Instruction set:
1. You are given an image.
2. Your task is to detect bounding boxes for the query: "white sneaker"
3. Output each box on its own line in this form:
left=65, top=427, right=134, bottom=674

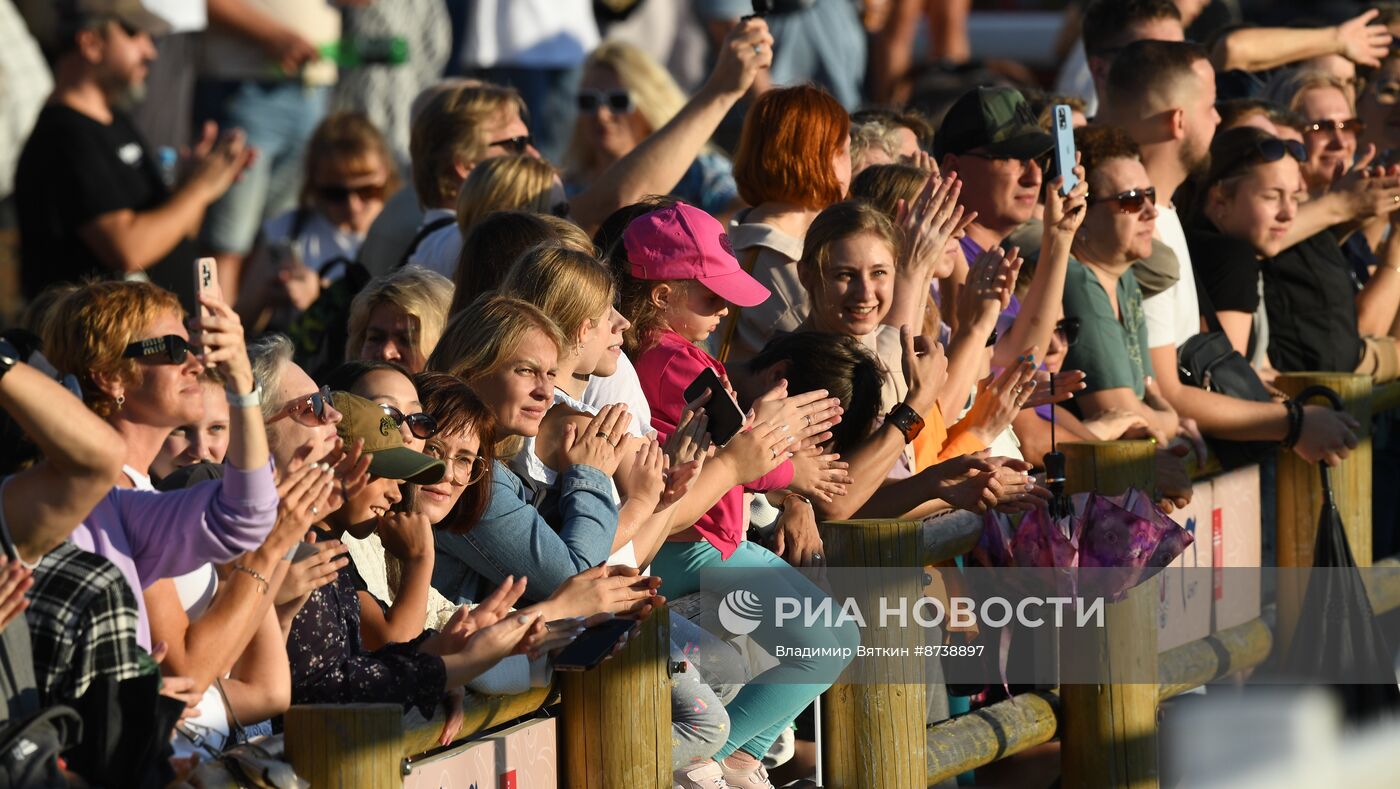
left=674, top=759, right=733, bottom=789
left=719, top=761, right=775, bottom=789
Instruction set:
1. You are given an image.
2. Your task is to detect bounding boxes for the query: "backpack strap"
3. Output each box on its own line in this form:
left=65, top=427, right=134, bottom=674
left=397, top=216, right=457, bottom=269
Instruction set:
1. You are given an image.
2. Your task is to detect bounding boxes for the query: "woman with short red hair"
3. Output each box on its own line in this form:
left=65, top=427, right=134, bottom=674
left=719, top=85, right=851, bottom=366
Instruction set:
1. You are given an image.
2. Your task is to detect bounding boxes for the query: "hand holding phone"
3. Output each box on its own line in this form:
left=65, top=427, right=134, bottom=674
left=1051, top=105, right=1079, bottom=197
left=683, top=367, right=746, bottom=447
left=552, top=617, right=636, bottom=671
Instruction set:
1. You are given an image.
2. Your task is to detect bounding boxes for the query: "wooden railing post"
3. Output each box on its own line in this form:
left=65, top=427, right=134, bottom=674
left=284, top=703, right=405, bottom=788
left=1059, top=440, right=1160, bottom=789
left=1274, top=372, right=1373, bottom=655
left=560, top=608, right=671, bottom=788
left=817, top=518, right=927, bottom=789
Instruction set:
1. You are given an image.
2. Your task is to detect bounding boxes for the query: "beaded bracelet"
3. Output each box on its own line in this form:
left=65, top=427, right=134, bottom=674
left=231, top=563, right=270, bottom=595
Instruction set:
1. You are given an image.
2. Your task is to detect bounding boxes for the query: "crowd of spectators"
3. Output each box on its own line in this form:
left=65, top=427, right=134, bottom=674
left=1, top=0, right=1398, bottom=787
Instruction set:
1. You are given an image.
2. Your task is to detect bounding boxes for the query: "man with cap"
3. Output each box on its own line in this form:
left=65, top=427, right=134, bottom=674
left=935, top=85, right=1089, bottom=370
left=13, top=0, right=252, bottom=303
left=284, top=390, right=574, bottom=715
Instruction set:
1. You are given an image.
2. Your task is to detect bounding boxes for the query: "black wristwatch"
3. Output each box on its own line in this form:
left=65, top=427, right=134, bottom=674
left=886, top=403, right=925, bottom=444
left=0, top=340, right=19, bottom=382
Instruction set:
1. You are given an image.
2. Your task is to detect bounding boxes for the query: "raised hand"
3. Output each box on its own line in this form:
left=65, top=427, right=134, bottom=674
left=561, top=404, right=630, bottom=475
left=900, top=326, right=949, bottom=417
left=323, top=437, right=371, bottom=514
left=544, top=565, right=663, bottom=620
left=265, top=453, right=336, bottom=557
left=275, top=532, right=348, bottom=607
left=718, top=420, right=796, bottom=484
left=377, top=511, right=435, bottom=562
left=962, top=351, right=1039, bottom=444
left=1022, top=369, right=1086, bottom=408
left=615, top=437, right=666, bottom=513
left=956, top=246, right=1021, bottom=333
left=1043, top=155, right=1089, bottom=240
left=704, top=17, right=774, bottom=99
left=1336, top=9, right=1391, bottom=67
left=787, top=446, right=852, bottom=503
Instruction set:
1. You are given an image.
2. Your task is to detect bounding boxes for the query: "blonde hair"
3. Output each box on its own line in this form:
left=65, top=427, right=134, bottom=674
left=450, top=212, right=595, bottom=314
left=427, top=294, right=567, bottom=457
left=409, top=83, right=526, bottom=208
left=849, top=117, right=900, bottom=173
left=498, top=246, right=615, bottom=348
left=850, top=163, right=932, bottom=218
left=564, top=41, right=691, bottom=176
left=455, top=155, right=559, bottom=236
left=345, top=267, right=455, bottom=364
left=42, top=281, right=183, bottom=417
left=1264, top=68, right=1356, bottom=115
left=798, top=201, right=901, bottom=310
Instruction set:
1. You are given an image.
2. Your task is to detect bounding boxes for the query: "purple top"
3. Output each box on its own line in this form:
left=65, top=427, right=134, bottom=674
left=68, top=461, right=279, bottom=649
left=960, top=236, right=1022, bottom=338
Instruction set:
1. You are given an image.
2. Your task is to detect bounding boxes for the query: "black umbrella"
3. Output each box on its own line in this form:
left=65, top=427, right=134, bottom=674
left=1276, top=386, right=1400, bottom=723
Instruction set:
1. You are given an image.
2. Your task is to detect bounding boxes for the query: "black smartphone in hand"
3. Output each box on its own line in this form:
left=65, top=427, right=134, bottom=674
left=683, top=367, right=746, bottom=447
left=552, top=618, right=635, bottom=671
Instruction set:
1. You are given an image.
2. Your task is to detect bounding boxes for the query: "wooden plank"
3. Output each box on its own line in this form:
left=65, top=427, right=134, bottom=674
left=1157, top=618, right=1271, bottom=700
left=400, top=685, right=554, bottom=758
left=1060, top=440, right=1159, bottom=789
left=926, top=690, right=1061, bottom=784
left=284, top=703, right=404, bottom=788
left=1274, top=373, right=1373, bottom=657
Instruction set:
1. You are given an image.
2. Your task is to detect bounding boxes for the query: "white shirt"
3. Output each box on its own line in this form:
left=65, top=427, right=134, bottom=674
left=460, top=0, right=599, bottom=69
left=582, top=353, right=654, bottom=438
left=1144, top=204, right=1201, bottom=349
left=261, top=209, right=364, bottom=279
left=143, top=0, right=207, bottom=33
left=406, top=210, right=462, bottom=278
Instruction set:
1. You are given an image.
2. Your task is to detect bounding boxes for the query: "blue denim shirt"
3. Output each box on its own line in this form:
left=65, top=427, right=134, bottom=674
left=432, top=460, right=618, bottom=605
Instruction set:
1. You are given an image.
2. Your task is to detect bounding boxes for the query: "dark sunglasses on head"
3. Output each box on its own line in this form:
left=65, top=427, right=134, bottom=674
left=269, top=386, right=335, bottom=427
left=316, top=182, right=387, bottom=204
left=1087, top=186, right=1157, bottom=214
left=122, top=334, right=193, bottom=365
left=576, top=89, right=635, bottom=114
left=1055, top=317, right=1081, bottom=348
left=488, top=135, right=534, bottom=155
left=379, top=403, right=440, bottom=440
left=1304, top=118, right=1365, bottom=135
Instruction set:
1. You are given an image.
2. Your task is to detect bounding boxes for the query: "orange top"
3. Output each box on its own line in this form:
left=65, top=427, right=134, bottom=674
left=911, top=405, right=987, bottom=470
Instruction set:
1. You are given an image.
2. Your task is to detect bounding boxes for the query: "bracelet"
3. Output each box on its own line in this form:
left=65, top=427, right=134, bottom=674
left=226, top=383, right=262, bottom=409
left=782, top=492, right=812, bottom=509
left=1281, top=399, right=1305, bottom=450
left=231, top=563, right=270, bottom=594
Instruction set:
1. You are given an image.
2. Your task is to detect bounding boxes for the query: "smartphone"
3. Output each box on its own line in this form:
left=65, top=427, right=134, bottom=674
left=682, top=367, right=746, bottom=447
left=552, top=618, right=635, bottom=671
left=291, top=542, right=320, bottom=563
left=194, top=256, right=219, bottom=318
left=1051, top=104, right=1078, bottom=197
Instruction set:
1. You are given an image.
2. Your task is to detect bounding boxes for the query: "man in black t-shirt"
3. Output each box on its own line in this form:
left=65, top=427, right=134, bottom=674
left=14, top=0, right=252, bottom=305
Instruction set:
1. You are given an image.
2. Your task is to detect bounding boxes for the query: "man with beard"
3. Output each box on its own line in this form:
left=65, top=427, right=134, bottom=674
left=15, top=0, right=251, bottom=302
left=1096, top=39, right=1360, bottom=466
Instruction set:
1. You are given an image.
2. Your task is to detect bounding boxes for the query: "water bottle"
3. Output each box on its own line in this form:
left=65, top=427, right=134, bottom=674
left=319, top=36, right=410, bottom=68
left=157, top=146, right=179, bottom=188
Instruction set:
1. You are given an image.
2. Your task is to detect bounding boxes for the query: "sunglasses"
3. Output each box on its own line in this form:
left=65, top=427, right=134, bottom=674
left=1304, top=118, right=1365, bottom=135
left=378, top=403, right=439, bottom=440
left=1055, top=317, right=1081, bottom=348
left=488, top=135, right=535, bottom=155
left=316, top=182, right=387, bottom=204
left=269, top=386, right=336, bottom=427
left=122, top=335, right=193, bottom=365
left=576, top=89, right=635, bottom=114
left=963, top=151, right=1051, bottom=172
left=1087, top=186, right=1156, bottom=214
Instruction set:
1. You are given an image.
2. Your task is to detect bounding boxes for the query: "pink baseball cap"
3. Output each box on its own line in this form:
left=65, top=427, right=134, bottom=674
left=623, top=203, right=771, bottom=308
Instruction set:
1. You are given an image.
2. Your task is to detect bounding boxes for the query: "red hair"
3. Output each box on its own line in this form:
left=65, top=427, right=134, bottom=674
left=734, top=85, right=849, bottom=210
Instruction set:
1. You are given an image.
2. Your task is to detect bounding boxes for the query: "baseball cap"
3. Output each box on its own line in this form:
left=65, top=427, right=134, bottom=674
left=333, top=392, right=446, bottom=485
left=21, top=0, right=171, bottom=52
left=933, top=87, right=1054, bottom=162
left=622, top=203, right=771, bottom=308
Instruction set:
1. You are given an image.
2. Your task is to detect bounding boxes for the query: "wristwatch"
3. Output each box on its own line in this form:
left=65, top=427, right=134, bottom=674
left=0, top=339, right=20, bottom=382
left=886, top=403, right=925, bottom=444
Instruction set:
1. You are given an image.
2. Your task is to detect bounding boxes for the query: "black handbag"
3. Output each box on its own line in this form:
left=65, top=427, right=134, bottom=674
left=1177, top=291, right=1276, bottom=468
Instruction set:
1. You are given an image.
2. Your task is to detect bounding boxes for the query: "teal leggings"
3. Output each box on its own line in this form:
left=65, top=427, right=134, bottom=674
left=653, top=540, right=860, bottom=760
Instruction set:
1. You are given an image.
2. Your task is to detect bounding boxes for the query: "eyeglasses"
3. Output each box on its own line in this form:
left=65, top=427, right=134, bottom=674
left=1304, top=118, right=1365, bottom=136
left=378, top=403, right=439, bottom=440
left=488, top=135, right=535, bottom=155
left=576, top=89, right=635, bottom=114
left=1087, top=187, right=1157, bottom=214
left=1055, top=317, right=1081, bottom=348
left=122, top=335, right=193, bottom=365
left=316, top=182, right=387, bottom=204
left=268, top=386, right=336, bottom=427
left=426, top=444, right=488, bottom=485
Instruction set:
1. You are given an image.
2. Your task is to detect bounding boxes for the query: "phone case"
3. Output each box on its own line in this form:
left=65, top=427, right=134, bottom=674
left=1052, top=105, right=1078, bottom=196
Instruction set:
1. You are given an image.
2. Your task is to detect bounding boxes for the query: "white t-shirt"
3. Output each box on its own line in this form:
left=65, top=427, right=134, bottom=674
left=406, top=210, right=462, bottom=278
left=459, top=0, right=599, bottom=69
left=582, top=353, right=653, bottom=438
left=261, top=209, right=364, bottom=279
left=1144, top=205, right=1200, bottom=349
left=143, top=0, right=207, bottom=33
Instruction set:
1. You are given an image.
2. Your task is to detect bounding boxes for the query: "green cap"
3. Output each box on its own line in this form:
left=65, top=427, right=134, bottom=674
left=332, top=391, right=446, bottom=485
left=933, top=86, right=1054, bottom=161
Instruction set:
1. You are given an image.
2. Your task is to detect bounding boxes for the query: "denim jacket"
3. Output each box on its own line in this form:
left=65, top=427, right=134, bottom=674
left=432, top=460, right=618, bottom=605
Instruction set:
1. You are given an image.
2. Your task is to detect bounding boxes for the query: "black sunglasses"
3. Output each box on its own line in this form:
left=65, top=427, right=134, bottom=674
left=1088, top=187, right=1156, bottom=214
left=577, top=89, right=635, bottom=114
left=1055, top=317, right=1081, bottom=348
left=316, top=182, right=387, bottom=204
left=378, top=403, right=440, bottom=440
left=488, top=135, right=534, bottom=155
left=122, top=334, right=193, bottom=365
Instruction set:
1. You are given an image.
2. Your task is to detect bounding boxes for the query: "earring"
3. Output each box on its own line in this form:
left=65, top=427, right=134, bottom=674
left=115, top=395, right=125, bottom=409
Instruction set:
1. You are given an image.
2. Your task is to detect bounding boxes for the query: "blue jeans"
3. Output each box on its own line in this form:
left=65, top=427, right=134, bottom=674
left=652, top=540, right=859, bottom=760
left=194, top=80, right=330, bottom=255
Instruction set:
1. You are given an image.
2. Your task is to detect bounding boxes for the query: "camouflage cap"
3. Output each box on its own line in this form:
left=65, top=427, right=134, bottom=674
left=933, top=86, right=1054, bottom=161
left=333, top=391, right=446, bottom=485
